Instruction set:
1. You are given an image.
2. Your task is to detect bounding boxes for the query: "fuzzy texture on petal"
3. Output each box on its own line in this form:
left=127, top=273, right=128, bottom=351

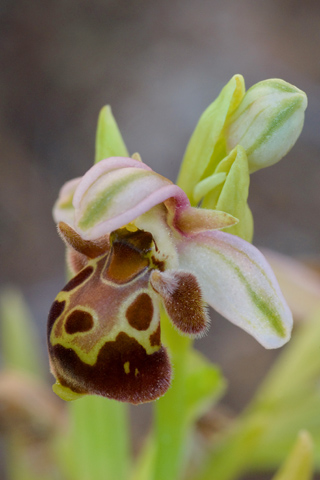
left=58, top=222, right=110, bottom=258
left=150, top=270, right=209, bottom=337
left=177, top=230, right=293, bottom=348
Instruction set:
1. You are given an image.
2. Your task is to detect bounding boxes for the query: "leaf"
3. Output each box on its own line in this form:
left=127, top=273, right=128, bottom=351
left=185, top=349, right=226, bottom=423
left=272, top=431, right=313, bottom=480
left=0, top=288, right=44, bottom=378
left=95, top=105, right=129, bottom=164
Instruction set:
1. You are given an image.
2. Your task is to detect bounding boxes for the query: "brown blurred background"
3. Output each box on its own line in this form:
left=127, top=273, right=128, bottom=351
left=0, top=0, right=320, bottom=478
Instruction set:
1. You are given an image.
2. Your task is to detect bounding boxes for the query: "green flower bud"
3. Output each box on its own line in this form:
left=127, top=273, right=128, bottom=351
left=95, top=105, right=129, bottom=164
left=177, top=75, right=307, bottom=243
left=177, top=74, right=245, bottom=204
left=200, top=145, right=253, bottom=242
left=225, top=79, right=307, bottom=173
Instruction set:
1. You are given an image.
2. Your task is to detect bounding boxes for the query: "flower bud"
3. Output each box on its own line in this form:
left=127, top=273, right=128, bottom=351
left=200, top=146, right=253, bottom=242
left=224, top=79, right=307, bottom=173
left=177, top=74, right=245, bottom=204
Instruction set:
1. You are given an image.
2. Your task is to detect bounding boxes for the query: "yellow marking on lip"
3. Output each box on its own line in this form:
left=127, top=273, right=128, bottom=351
left=124, top=222, right=138, bottom=232
left=52, top=381, right=85, bottom=401
left=124, top=361, right=130, bottom=374
left=135, top=368, right=139, bottom=377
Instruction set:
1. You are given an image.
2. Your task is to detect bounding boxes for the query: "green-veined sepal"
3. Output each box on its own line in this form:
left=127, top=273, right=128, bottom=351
left=95, top=105, right=129, bottom=164
left=177, top=229, right=293, bottom=349
left=201, top=145, right=253, bottom=241
left=177, top=74, right=245, bottom=203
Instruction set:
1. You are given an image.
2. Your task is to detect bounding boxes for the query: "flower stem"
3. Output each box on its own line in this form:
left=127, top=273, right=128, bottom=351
left=152, top=310, right=192, bottom=480
left=66, top=397, right=130, bottom=480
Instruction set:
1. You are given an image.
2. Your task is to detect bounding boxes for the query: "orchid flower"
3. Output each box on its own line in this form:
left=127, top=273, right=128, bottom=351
left=48, top=155, right=292, bottom=405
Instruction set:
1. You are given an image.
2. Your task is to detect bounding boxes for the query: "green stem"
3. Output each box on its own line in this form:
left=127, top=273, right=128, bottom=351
left=62, top=397, right=130, bottom=480
left=152, top=310, right=192, bottom=480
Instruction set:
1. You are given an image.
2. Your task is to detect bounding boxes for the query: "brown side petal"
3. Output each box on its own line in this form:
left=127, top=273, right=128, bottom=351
left=58, top=221, right=110, bottom=258
left=150, top=270, right=209, bottom=336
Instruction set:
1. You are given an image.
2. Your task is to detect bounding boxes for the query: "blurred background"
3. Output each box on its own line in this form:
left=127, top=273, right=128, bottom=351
left=0, top=0, right=320, bottom=478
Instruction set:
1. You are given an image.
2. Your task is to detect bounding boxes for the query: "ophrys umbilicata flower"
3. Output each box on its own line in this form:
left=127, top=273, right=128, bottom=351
left=48, top=156, right=292, bottom=404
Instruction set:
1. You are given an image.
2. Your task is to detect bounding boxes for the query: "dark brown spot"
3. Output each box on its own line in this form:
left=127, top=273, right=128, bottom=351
left=151, top=256, right=165, bottom=272
left=49, top=332, right=171, bottom=404
left=65, top=310, right=94, bottom=334
left=126, top=293, right=154, bottom=331
left=149, top=324, right=161, bottom=347
left=47, top=300, right=65, bottom=339
left=62, top=266, right=94, bottom=292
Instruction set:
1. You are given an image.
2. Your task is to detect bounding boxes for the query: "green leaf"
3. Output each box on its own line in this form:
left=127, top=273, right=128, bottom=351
left=131, top=436, right=155, bottom=480
left=95, top=105, right=129, bottom=164
left=177, top=75, right=245, bottom=203
left=185, top=349, right=226, bottom=424
left=254, top=306, right=320, bottom=407
left=246, top=307, right=320, bottom=470
left=0, top=288, right=44, bottom=378
left=197, top=308, right=320, bottom=479
left=201, top=146, right=253, bottom=242
left=272, top=431, right=313, bottom=480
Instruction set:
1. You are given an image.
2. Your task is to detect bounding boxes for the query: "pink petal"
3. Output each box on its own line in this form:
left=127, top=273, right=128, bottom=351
left=53, top=177, right=81, bottom=226
left=73, top=157, right=152, bottom=209
left=177, top=230, right=293, bottom=349
left=165, top=198, right=238, bottom=235
left=72, top=157, right=190, bottom=239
